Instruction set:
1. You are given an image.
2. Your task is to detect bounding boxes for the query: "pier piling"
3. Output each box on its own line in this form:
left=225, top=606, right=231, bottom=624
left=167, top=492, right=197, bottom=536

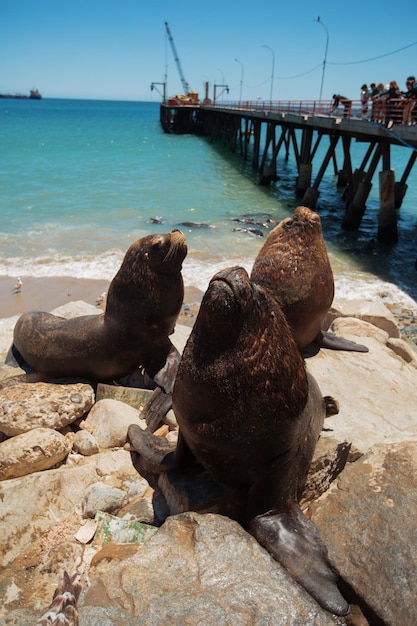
left=378, top=169, right=398, bottom=243
left=160, top=99, right=417, bottom=242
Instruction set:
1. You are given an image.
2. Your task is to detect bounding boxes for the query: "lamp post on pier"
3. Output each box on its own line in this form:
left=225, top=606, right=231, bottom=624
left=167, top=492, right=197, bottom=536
left=213, top=84, right=229, bottom=105
left=315, top=16, right=329, bottom=102
left=150, top=82, right=167, bottom=103
left=262, top=45, right=275, bottom=103
left=235, top=58, right=244, bottom=102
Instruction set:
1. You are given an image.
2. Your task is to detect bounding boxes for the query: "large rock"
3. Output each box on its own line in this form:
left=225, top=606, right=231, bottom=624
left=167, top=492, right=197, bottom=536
left=78, top=512, right=338, bottom=625
left=328, top=299, right=400, bottom=338
left=0, top=449, right=147, bottom=568
left=0, top=427, right=72, bottom=480
left=81, top=399, right=146, bottom=448
left=0, top=381, right=95, bottom=436
left=307, top=317, right=417, bottom=453
left=0, top=463, right=98, bottom=568
left=309, top=441, right=417, bottom=625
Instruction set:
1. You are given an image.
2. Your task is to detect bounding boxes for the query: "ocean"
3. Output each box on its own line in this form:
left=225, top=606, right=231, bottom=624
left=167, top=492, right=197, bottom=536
left=1, top=97, right=416, bottom=311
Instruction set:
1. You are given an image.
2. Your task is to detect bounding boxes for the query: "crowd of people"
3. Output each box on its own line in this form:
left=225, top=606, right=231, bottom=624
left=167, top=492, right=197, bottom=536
left=332, top=76, right=417, bottom=126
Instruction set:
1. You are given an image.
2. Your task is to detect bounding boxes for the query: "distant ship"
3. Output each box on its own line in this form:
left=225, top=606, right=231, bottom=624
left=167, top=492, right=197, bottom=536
left=0, top=89, right=42, bottom=100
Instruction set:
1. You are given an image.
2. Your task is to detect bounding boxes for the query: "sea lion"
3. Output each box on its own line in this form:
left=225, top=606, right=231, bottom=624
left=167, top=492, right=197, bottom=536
left=250, top=205, right=368, bottom=353
left=179, top=221, right=215, bottom=229
left=8, top=230, right=187, bottom=388
left=128, top=267, right=349, bottom=616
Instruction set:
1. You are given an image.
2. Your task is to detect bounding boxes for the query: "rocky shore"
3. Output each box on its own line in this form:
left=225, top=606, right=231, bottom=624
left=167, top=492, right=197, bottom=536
left=1, top=298, right=417, bottom=625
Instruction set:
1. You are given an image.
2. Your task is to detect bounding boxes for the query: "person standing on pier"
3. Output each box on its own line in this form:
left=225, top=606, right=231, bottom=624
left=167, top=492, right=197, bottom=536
left=372, top=83, right=388, bottom=123
left=331, top=94, right=352, bottom=117
left=384, top=80, right=402, bottom=127
left=361, top=84, right=370, bottom=119
left=370, top=83, right=379, bottom=121
left=402, top=76, right=417, bottom=125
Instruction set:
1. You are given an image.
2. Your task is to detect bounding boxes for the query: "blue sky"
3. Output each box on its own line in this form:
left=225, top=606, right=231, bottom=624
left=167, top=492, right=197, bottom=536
left=2, top=0, right=416, bottom=102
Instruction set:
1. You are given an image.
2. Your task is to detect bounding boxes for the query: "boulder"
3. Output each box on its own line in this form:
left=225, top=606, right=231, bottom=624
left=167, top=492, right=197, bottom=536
left=81, top=399, right=146, bottom=448
left=309, top=441, right=417, bottom=625
left=78, top=512, right=338, bottom=625
left=0, top=381, right=94, bottom=436
left=73, top=429, right=99, bottom=456
left=327, top=299, right=400, bottom=338
left=307, top=319, right=417, bottom=453
left=0, top=427, right=71, bottom=480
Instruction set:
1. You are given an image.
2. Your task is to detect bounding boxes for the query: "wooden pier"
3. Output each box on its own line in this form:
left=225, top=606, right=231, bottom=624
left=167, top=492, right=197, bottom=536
left=160, top=99, right=417, bottom=243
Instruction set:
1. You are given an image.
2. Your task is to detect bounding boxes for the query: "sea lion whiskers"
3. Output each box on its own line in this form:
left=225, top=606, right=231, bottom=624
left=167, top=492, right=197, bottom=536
left=162, top=229, right=186, bottom=262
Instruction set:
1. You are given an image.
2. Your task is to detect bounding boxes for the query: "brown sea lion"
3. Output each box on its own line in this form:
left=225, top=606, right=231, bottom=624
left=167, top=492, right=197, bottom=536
left=8, top=230, right=187, bottom=389
left=128, top=267, right=349, bottom=616
left=250, top=205, right=368, bottom=353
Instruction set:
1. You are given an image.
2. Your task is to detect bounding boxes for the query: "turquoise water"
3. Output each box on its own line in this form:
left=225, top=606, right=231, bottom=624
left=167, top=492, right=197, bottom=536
left=1, top=98, right=416, bottom=306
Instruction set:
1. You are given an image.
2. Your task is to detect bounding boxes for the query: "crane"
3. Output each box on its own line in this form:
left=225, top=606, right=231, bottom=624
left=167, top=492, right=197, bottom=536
left=164, top=21, right=192, bottom=98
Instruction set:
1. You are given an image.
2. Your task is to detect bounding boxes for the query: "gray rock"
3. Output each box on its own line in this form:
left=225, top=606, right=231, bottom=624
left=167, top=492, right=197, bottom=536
left=0, top=427, right=72, bottom=480
left=330, top=316, right=390, bottom=344
left=78, top=512, right=338, bottom=625
left=81, top=482, right=127, bottom=518
left=50, top=300, right=101, bottom=319
left=0, top=300, right=416, bottom=625
left=0, top=381, right=95, bottom=436
left=0, top=449, right=145, bottom=568
left=73, top=429, right=99, bottom=456
left=310, top=441, right=417, bottom=625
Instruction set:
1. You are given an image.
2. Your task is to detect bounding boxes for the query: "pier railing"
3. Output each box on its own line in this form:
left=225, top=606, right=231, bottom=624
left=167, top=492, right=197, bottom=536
left=210, top=99, right=414, bottom=126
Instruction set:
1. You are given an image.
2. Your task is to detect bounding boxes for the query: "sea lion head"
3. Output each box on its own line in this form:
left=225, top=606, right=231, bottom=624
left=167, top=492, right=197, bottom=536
left=105, top=230, right=187, bottom=330
left=255, top=206, right=324, bottom=260
left=250, top=207, right=334, bottom=347
left=193, top=266, right=271, bottom=353
left=126, top=229, right=188, bottom=279
left=186, top=267, right=308, bottom=410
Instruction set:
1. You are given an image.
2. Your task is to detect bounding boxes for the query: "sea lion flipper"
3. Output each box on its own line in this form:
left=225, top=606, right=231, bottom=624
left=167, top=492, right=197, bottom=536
left=5, top=343, right=34, bottom=373
left=316, top=330, right=369, bottom=353
left=128, top=424, right=176, bottom=472
left=323, top=395, right=339, bottom=418
left=151, top=344, right=181, bottom=394
left=142, top=387, right=173, bottom=433
left=249, top=505, right=349, bottom=617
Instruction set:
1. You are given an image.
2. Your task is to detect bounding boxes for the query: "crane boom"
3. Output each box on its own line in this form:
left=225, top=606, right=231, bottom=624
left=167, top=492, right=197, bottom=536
left=164, top=21, right=190, bottom=95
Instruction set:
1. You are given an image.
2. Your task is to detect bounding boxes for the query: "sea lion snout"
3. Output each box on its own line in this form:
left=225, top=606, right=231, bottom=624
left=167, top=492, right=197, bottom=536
left=207, top=267, right=255, bottom=313
left=163, top=229, right=187, bottom=262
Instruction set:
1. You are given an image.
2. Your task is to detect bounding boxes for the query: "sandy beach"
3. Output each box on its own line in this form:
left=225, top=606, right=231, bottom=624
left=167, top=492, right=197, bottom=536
left=0, top=275, right=111, bottom=319
left=0, top=275, right=203, bottom=327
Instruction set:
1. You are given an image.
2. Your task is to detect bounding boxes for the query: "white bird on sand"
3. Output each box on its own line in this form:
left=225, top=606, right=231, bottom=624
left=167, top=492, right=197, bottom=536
left=12, top=277, right=22, bottom=293
left=95, top=291, right=106, bottom=306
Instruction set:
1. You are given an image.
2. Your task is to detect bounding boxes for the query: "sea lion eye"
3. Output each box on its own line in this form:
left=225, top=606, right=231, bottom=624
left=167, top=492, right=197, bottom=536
left=284, top=219, right=295, bottom=230
left=150, top=238, right=164, bottom=251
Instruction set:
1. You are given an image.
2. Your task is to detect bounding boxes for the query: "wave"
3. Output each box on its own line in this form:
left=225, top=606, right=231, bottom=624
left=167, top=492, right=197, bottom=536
left=1, top=250, right=416, bottom=311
